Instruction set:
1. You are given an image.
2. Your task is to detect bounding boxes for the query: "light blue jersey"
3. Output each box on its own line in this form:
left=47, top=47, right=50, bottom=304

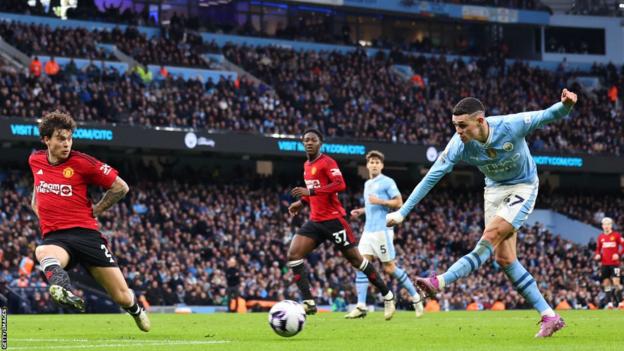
left=364, top=174, right=401, bottom=232
left=400, top=102, right=573, bottom=218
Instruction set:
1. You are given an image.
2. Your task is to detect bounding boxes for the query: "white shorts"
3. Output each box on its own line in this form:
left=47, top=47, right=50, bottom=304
left=484, top=181, right=539, bottom=229
left=358, top=229, right=395, bottom=262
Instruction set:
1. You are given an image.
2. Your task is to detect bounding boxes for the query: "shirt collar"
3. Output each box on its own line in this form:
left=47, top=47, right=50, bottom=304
left=477, top=120, right=494, bottom=148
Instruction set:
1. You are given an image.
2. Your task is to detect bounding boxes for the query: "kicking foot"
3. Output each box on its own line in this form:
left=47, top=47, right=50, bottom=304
left=535, top=314, right=566, bottom=338
left=49, top=285, right=85, bottom=312
left=415, top=275, right=441, bottom=298
left=344, top=306, right=367, bottom=319
left=302, top=299, right=317, bottom=315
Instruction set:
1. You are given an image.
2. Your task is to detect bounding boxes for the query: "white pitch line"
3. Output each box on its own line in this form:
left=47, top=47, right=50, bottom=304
left=13, top=338, right=217, bottom=343
left=8, top=340, right=230, bottom=350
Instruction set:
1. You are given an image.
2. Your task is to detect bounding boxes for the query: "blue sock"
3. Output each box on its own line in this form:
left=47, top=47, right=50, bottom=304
left=392, top=266, right=418, bottom=297
left=355, top=271, right=369, bottom=305
left=442, top=239, right=494, bottom=285
left=503, top=260, right=551, bottom=314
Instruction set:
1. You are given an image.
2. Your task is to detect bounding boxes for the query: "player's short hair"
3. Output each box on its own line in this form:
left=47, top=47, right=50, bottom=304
left=602, top=217, right=613, bottom=225
left=302, top=128, right=323, bottom=141
left=452, top=97, right=485, bottom=117
left=366, top=150, right=385, bottom=163
left=39, top=110, right=76, bottom=140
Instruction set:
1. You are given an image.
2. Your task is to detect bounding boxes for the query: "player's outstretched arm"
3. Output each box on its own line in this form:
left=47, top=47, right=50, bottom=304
left=92, top=176, right=130, bottom=217
left=386, top=136, right=463, bottom=227
left=514, top=89, right=577, bottom=136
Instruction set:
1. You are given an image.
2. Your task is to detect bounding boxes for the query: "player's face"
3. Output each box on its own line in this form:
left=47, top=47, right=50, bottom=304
left=602, top=221, right=612, bottom=233
left=45, top=129, right=73, bottom=161
left=452, top=113, right=482, bottom=143
left=366, top=157, right=383, bottom=177
left=302, top=132, right=321, bottom=157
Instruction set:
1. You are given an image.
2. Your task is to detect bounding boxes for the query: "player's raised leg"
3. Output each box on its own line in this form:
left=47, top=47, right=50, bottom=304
left=383, top=261, right=423, bottom=318
left=287, top=234, right=318, bottom=315
left=342, top=247, right=395, bottom=320
left=89, top=266, right=151, bottom=332
left=415, top=219, right=501, bottom=297
left=495, top=233, right=564, bottom=337
left=35, top=244, right=85, bottom=312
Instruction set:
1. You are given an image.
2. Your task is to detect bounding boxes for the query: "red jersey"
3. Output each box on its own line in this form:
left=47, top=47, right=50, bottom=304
left=29, top=150, right=119, bottom=236
left=596, top=231, right=624, bottom=266
left=301, top=154, right=347, bottom=221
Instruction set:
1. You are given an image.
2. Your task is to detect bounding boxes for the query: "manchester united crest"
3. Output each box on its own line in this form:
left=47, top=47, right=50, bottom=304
left=63, top=167, right=74, bottom=178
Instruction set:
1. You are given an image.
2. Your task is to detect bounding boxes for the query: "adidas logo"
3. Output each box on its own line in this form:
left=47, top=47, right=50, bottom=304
left=36, top=169, right=43, bottom=175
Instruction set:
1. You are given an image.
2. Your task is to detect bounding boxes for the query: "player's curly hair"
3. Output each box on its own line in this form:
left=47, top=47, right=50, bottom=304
left=39, top=110, right=76, bottom=140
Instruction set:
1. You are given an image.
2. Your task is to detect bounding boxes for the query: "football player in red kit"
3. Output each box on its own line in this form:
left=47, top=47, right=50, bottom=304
left=287, top=129, right=396, bottom=320
left=29, top=110, right=150, bottom=331
left=594, top=217, right=624, bottom=308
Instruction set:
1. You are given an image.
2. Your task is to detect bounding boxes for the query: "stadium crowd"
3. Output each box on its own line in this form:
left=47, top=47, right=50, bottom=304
left=1, top=167, right=618, bottom=313
left=0, top=21, right=113, bottom=60
left=1, top=30, right=622, bottom=155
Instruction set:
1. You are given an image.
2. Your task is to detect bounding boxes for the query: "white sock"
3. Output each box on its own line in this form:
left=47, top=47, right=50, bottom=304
left=540, top=308, right=556, bottom=318
left=383, top=291, right=394, bottom=300
left=437, top=275, right=446, bottom=290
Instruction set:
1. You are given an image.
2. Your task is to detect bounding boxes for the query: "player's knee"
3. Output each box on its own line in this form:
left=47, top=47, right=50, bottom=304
left=382, top=263, right=395, bottom=275
left=286, top=251, right=302, bottom=262
left=495, top=255, right=514, bottom=267
left=482, top=227, right=511, bottom=244
left=35, top=245, right=54, bottom=261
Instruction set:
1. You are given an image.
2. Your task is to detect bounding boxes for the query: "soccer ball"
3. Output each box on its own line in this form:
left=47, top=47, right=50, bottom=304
left=268, top=300, right=306, bottom=337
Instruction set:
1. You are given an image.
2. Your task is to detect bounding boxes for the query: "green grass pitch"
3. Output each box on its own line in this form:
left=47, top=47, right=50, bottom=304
left=6, top=310, right=623, bottom=351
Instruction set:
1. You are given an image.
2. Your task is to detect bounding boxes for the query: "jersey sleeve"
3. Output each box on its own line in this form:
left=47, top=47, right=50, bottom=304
left=311, top=157, right=346, bottom=195
left=399, top=134, right=463, bottom=218
left=81, top=155, right=119, bottom=188
left=505, top=102, right=573, bottom=137
left=385, top=178, right=401, bottom=199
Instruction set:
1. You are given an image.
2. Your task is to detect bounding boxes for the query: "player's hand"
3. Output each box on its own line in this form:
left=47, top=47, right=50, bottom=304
left=288, top=201, right=303, bottom=216
left=594, top=254, right=601, bottom=261
left=561, top=89, right=577, bottom=108
left=350, top=208, right=364, bottom=218
left=386, top=211, right=404, bottom=227
left=368, top=195, right=385, bottom=206
left=290, top=187, right=310, bottom=198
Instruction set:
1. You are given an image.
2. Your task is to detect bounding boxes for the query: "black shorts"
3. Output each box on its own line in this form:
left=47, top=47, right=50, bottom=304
left=298, top=217, right=357, bottom=250
left=41, top=227, right=118, bottom=270
left=601, top=266, right=621, bottom=281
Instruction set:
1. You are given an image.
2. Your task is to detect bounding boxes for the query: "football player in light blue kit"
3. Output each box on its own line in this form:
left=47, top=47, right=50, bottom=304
left=345, top=150, right=424, bottom=319
left=386, top=89, right=577, bottom=337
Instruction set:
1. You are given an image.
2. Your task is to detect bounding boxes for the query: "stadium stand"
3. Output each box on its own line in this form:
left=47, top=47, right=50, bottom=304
left=0, top=167, right=617, bottom=313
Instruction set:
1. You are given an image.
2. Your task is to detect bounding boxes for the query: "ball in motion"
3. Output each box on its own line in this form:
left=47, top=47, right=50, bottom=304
left=268, top=300, right=306, bottom=337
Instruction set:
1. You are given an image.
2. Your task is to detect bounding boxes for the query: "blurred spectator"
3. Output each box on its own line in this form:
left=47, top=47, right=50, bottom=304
left=29, top=56, right=42, bottom=78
